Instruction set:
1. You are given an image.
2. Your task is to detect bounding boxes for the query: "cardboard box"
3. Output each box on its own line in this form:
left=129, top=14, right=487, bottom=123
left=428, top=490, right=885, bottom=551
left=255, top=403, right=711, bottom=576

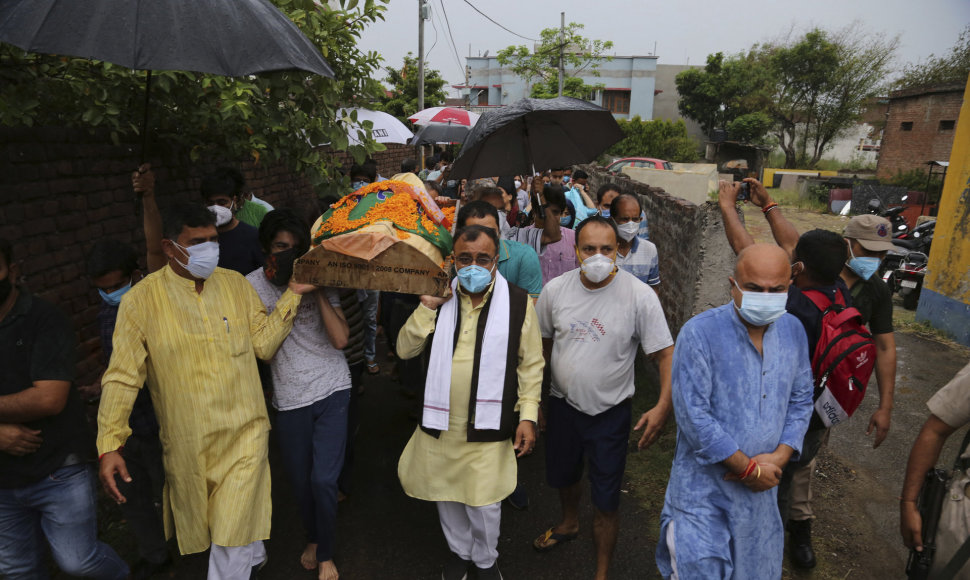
left=293, top=241, right=453, bottom=297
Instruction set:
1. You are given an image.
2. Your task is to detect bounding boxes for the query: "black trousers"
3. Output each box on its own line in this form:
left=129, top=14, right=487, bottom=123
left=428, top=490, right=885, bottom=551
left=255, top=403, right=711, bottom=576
left=117, top=433, right=168, bottom=564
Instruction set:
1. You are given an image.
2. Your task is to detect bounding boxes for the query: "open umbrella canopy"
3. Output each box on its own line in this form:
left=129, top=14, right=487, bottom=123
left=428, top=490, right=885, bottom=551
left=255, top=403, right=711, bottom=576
left=450, top=97, right=624, bottom=180
left=339, top=108, right=413, bottom=146
left=408, top=106, right=480, bottom=127
left=409, top=123, right=470, bottom=146
left=0, top=0, right=334, bottom=78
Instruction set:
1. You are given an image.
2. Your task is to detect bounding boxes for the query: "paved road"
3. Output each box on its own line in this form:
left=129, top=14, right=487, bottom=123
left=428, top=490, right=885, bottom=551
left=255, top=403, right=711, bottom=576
left=826, top=329, right=970, bottom=568
left=163, top=357, right=663, bottom=580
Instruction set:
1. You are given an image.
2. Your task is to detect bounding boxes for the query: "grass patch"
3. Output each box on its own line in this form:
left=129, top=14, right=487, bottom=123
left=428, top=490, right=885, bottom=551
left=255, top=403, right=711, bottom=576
left=626, top=352, right=675, bottom=560
left=770, top=188, right=829, bottom=213
left=894, top=310, right=968, bottom=352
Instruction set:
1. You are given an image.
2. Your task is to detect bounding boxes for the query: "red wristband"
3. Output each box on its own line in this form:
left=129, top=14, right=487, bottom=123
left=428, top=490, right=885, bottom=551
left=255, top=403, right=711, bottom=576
left=737, top=458, right=757, bottom=479
left=762, top=202, right=779, bottom=214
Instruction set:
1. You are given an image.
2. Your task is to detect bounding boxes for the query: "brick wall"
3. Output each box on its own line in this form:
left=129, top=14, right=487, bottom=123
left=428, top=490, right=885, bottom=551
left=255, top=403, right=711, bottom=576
left=581, top=165, right=735, bottom=337
left=876, top=86, right=964, bottom=179
left=0, top=126, right=411, bottom=385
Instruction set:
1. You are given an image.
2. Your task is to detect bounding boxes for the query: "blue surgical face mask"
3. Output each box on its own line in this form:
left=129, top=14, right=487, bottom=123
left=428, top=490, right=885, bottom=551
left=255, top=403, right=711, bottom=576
left=732, top=279, right=788, bottom=327
left=600, top=209, right=610, bottom=218
left=351, top=180, right=369, bottom=191
left=847, top=245, right=881, bottom=281
left=457, top=264, right=494, bottom=294
left=98, top=279, right=132, bottom=306
left=560, top=216, right=572, bottom=227
left=562, top=175, right=571, bottom=184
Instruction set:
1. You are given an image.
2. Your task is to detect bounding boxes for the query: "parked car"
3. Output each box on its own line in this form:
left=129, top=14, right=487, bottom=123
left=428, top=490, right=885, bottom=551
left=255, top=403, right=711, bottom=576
left=605, top=157, right=673, bottom=174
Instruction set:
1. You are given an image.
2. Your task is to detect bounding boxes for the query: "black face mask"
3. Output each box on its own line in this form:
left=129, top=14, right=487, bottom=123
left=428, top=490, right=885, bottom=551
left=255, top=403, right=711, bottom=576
left=0, top=275, right=12, bottom=304
left=264, top=248, right=299, bottom=287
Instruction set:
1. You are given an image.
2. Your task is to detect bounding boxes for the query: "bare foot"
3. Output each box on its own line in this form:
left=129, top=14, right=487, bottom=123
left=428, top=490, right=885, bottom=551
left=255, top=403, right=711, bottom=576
left=301, top=543, right=318, bottom=571
left=318, top=559, right=339, bottom=580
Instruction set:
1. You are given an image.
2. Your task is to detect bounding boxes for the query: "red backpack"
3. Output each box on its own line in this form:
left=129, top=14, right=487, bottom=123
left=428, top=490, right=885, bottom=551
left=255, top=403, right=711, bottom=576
left=803, top=289, right=877, bottom=428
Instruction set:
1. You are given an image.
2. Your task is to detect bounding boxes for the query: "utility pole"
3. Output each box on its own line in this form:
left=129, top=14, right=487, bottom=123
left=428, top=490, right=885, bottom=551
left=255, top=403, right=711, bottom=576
left=418, top=0, right=426, bottom=113
left=558, top=12, right=565, bottom=97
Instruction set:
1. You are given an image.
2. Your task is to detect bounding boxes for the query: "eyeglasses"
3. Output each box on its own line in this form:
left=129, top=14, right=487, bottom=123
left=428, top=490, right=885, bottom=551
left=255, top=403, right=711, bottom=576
left=454, top=255, right=496, bottom=268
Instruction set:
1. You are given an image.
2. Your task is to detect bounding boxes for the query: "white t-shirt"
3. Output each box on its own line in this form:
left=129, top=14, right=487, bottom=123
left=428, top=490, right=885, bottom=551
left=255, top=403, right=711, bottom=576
left=536, top=268, right=673, bottom=415
left=246, top=269, right=351, bottom=411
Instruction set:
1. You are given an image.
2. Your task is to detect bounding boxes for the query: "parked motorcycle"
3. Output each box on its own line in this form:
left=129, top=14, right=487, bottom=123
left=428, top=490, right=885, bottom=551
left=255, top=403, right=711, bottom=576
left=893, top=251, right=928, bottom=310
left=881, top=219, right=935, bottom=291
left=865, top=198, right=910, bottom=238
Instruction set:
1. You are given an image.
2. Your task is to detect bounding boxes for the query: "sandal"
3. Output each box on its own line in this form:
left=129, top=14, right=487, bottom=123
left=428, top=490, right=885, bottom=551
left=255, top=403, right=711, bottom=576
left=367, top=360, right=380, bottom=374
left=532, top=527, right=579, bottom=553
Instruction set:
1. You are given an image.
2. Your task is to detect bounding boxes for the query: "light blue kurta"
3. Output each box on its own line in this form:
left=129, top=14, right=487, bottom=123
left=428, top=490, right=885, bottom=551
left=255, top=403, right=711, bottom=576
left=656, top=303, right=813, bottom=580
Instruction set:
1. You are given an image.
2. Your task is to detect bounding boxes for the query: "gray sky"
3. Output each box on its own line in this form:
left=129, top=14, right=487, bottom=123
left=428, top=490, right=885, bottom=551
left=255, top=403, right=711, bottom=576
left=358, top=0, right=970, bottom=96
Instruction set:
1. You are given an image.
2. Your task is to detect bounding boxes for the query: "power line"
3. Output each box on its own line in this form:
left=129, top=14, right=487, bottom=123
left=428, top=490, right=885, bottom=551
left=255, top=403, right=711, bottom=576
left=425, top=7, right=439, bottom=62
left=437, top=0, right=466, bottom=80
left=461, top=0, right=537, bottom=42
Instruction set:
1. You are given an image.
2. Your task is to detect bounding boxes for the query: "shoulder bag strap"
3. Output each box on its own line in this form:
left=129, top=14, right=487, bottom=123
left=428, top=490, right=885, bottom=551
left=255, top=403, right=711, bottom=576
left=935, top=429, right=970, bottom=580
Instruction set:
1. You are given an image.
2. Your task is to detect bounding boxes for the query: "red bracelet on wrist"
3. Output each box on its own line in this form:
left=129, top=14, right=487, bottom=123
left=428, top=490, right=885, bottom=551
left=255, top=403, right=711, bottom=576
left=762, top=202, right=779, bottom=215
left=737, top=458, right=758, bottom=479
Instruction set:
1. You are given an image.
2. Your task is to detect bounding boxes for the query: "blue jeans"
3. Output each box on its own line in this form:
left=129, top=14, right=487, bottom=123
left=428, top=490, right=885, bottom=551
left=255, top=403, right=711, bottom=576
left=0, top=463, right=130, bottom=580
left=361, top=289, right=380, bottom=361
left=276, top=389, right=350, bottom=562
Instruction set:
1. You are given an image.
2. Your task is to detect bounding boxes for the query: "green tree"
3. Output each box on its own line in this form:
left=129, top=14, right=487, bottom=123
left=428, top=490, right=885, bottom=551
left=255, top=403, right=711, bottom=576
left=606, top=116, right=700, bottom=163
left=496, top=23, right=613, bottom=99
left=0, top=0, right=389, bottom=196
left=766, top=27, right=897, bottom=168
left=675, top=51, right=774, bottom=142
left=896, top=25, right=970, bottom=90
left=376, top=53, right=448, bottom=125
left=676, top=26, right=897, bottom=168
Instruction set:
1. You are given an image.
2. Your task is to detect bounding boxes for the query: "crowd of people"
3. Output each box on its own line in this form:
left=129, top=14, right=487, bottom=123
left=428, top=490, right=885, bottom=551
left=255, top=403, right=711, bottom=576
left=1, top=155, right=968, bottom=580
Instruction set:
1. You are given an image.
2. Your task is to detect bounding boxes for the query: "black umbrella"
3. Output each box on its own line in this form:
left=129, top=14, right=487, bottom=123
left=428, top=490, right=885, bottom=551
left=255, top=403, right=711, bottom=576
left=450, top=97, right=624, bottom=180
left=0, top=0, right=335, bottom=159
left=409, top=123, right=471, bottom=146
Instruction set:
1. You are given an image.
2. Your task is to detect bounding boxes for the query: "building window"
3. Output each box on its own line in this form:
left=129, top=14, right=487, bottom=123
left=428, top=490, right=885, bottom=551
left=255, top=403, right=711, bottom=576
left=477, top=90, right=488, bottom=106
left=939, top=120, right=956, bottom=131
left=602, top=90, right=630, bottom=115
left=900, top=121, right=913, bottom=131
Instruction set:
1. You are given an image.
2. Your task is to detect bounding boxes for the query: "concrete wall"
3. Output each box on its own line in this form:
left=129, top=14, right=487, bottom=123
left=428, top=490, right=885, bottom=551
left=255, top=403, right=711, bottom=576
left=876, top=85, right=964, bottom=179
left=654, top=64, right=706, bottom=144
left=623, top=165, right=716, bottom=206
left=0, top=127, right=411, bottom=384
left=580, top=164, right=734, bottom=337
left=917, top=76, right=970, bottom=346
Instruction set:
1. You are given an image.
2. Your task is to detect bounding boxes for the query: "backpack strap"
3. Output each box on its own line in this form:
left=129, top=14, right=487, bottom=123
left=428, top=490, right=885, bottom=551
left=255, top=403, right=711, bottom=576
left=802, top=288, right=835, bottom=312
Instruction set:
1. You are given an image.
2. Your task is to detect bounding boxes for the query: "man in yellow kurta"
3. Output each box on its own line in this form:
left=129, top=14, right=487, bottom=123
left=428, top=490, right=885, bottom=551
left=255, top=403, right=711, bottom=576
left=397, top=224, right=543, bottom=580
left=96, top=203, right=315, bottom=579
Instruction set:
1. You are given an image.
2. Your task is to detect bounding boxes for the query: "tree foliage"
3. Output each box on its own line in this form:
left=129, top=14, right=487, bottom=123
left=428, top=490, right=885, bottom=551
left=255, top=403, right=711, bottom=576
left=375, top=53, right=447, bottom=125
left=676, top=26, right=898, bottom=168
left=606, top=117, right=700, bottom=163
left=896, top=25, right=970, bottom=90
left=0, top=0, right=389, bottom=196
left=496, top=23, right=613, bottom=100
left=675, top=52, right=774, bottom=142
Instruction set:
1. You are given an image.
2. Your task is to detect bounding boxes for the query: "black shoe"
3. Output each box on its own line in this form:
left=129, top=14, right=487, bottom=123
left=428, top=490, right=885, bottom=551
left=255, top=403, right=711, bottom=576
left=476, top=562, right=504, bottom=580
left=788, top=519, right=817, bottom=569
left=442, top=552, right=470, bottom=580
left=131, top=556, right=172, bottom=580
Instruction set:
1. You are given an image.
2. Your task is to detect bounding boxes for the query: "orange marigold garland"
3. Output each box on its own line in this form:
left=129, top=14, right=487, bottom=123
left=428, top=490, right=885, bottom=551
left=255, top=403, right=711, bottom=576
left=313, top=181, right=453, bottom=254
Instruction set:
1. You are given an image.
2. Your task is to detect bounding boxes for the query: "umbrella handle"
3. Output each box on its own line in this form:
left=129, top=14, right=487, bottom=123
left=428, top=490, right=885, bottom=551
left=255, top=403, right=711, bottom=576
left=140, top=70, right=153, bottom=165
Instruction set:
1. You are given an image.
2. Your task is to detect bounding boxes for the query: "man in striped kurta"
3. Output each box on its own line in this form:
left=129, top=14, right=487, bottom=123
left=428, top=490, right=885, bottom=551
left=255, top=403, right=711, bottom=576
left=97, top=204, right=315, bottom=579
